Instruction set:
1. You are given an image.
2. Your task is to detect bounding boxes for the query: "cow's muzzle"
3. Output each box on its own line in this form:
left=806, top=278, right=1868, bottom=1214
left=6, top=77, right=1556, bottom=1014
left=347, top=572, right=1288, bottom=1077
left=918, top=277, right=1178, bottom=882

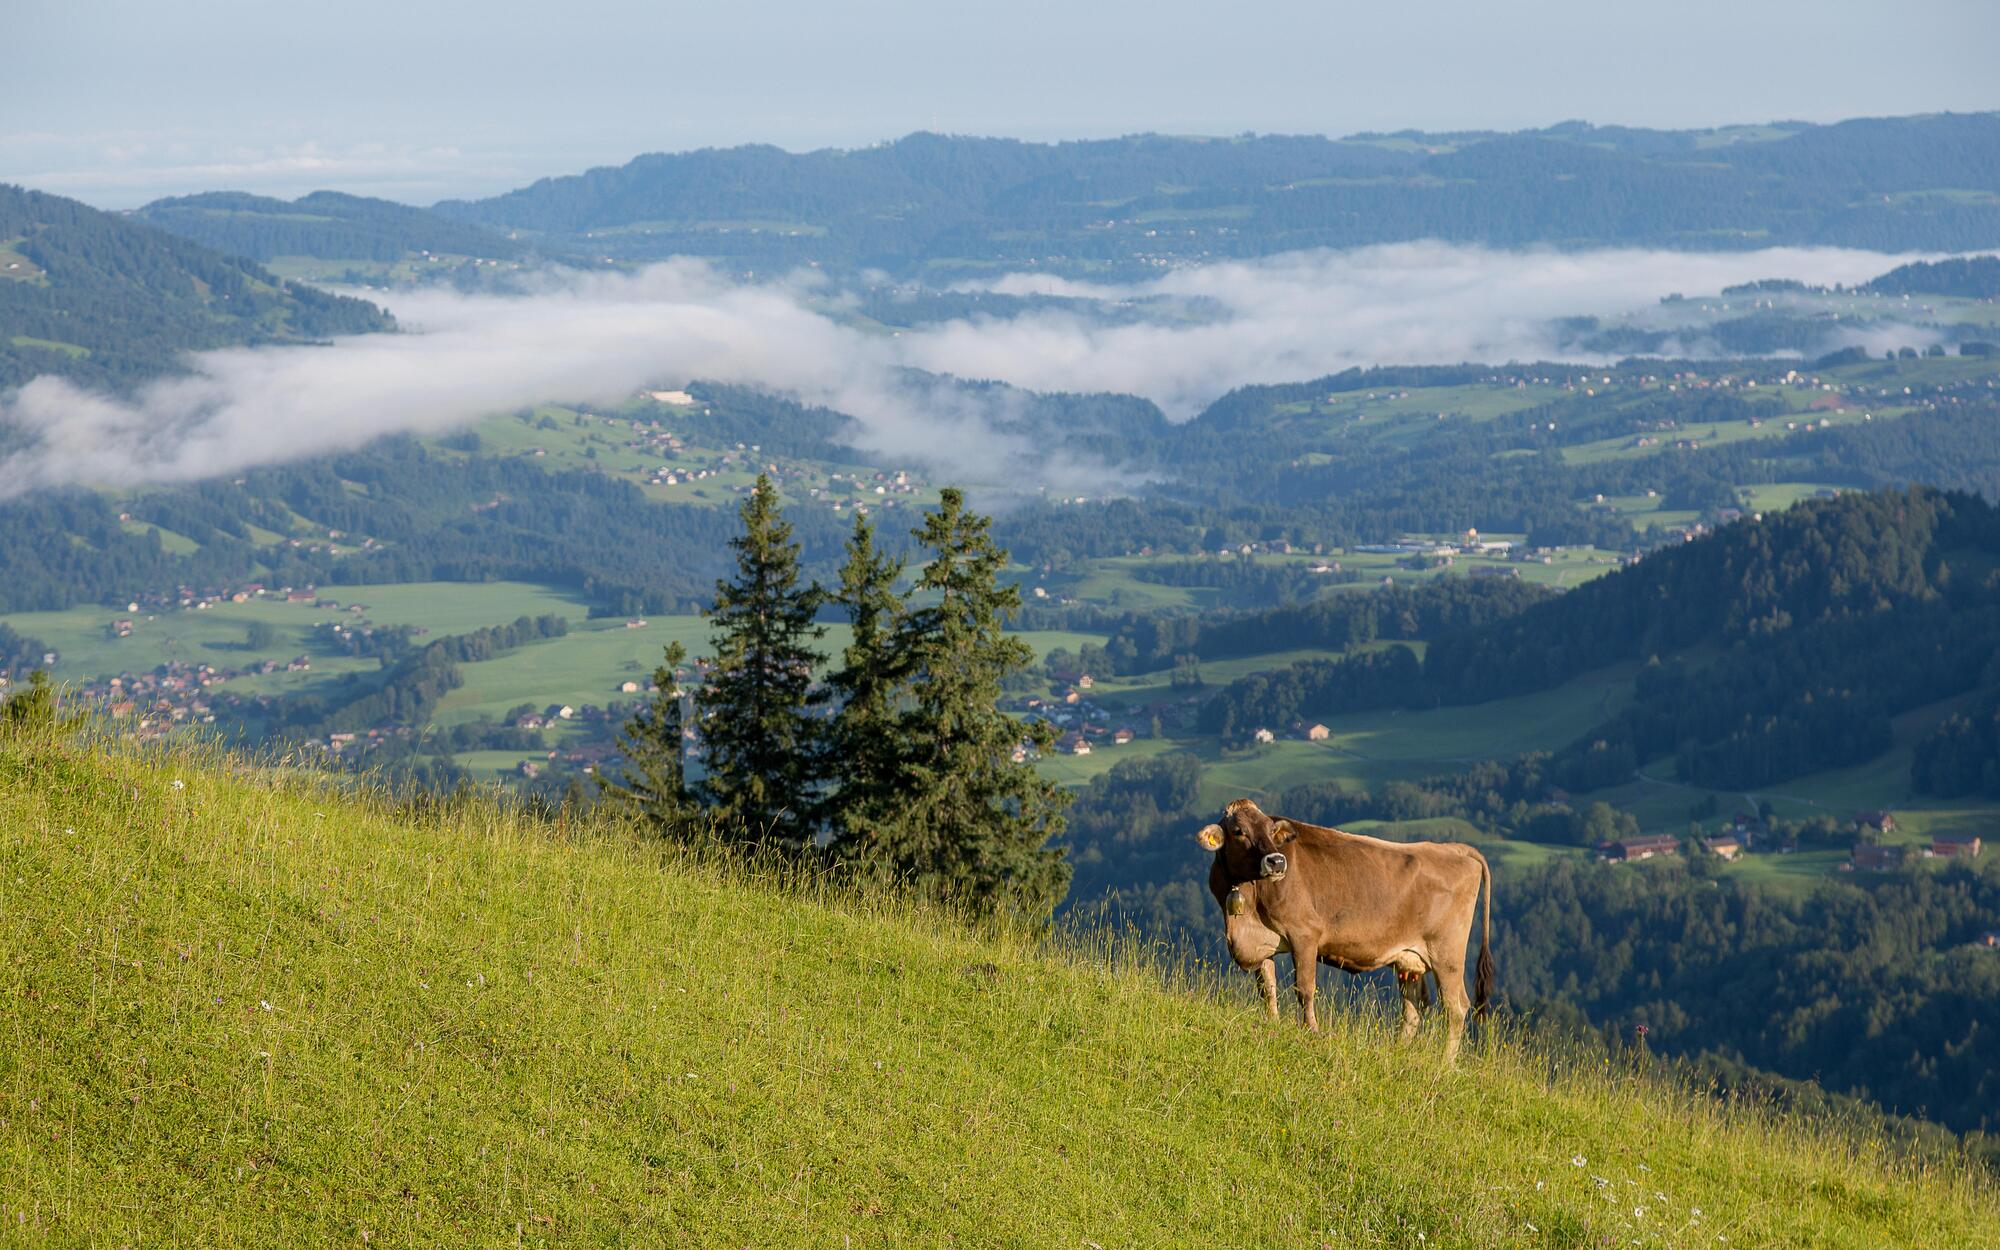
left=1260, top=852, right=1288, bottom=881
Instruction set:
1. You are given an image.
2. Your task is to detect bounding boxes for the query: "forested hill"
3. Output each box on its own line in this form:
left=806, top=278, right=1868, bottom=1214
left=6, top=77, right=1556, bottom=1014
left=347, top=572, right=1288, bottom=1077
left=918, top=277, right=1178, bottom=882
left=1864, top=254, right=2000, bottom=299
left=0, top=184, right=393, bottom=391
left=1198, top=487, right=2000, bottom=795
left=132, top=190, right=529, bottom=264
left=433, top=113, right=2000, bottom=275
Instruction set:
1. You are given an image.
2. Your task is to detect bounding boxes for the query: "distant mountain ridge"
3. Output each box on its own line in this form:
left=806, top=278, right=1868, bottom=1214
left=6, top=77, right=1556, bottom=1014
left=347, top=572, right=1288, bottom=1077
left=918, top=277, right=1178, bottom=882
left=0, top=184, right=392, bottom=391
left=429, top=112, right=2000, bottom=276
left=133, top=190, right=528, bottom=264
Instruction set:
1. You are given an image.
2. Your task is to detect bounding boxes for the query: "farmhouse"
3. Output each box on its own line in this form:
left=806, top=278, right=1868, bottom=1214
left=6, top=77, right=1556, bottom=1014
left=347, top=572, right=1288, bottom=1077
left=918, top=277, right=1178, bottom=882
left=1112, top=728, right=1135, bottom=745
left=1303, top=723, right=1330, bottom=741
left=1979, top=930, right=2000, bottom=949
left=1931, top=836, right=1982, bottom=859
left=1851, top=844, right=1906, bottom=872
left=1854, top=810, right=1896, bottom=835
left=619, top=680, right=641, bottom=694
left=1059, top=733, right=1092, bottom=756
left=1252, top=727, right=1276, bottom=744
left=1603, top=834, right=1680, bottom=862
left=1701, top=834, right=1743, bottom=861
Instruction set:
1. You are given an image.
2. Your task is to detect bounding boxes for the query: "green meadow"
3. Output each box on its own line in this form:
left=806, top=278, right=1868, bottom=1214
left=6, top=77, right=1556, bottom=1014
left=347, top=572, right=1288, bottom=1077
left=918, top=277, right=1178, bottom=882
left=1, top=728, right=1991, bottom=1247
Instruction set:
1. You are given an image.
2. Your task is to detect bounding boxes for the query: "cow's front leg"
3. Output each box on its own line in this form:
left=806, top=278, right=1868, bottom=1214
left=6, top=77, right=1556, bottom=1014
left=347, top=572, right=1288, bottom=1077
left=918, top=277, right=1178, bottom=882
left=1292, top=951, right=1319, bottom=1032
left=1255, top=959, right=1280, bottom=1020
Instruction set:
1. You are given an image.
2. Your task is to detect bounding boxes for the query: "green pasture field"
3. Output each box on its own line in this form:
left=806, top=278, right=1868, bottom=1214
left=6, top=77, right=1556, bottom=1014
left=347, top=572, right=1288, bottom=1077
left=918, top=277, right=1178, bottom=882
left=8, top=334, right=84, bottom=356
left=4, top=729, right=1988, bottom=1247
left=433, top=614, right=1081, bottom=733
left=117, top=518, right=201, bottom=554
left=431, top=405, right=943, bottom=513
left=0, top=239, right=48, bottom=284
left=1560, top=403, right=1879, bottom=468
left=1043, top=661, right=1635, bottom=802
left=1, top=581, right=592, bottom=685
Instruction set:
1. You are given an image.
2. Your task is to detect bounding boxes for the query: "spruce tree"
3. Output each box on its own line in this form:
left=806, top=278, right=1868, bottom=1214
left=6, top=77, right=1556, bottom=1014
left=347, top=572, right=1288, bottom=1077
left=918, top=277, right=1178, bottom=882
left=860, top=489, right=1071, bottom=920
left=824, top=512, right=911, bottom=856
left=602, top=641, right=699, bottom=833
left=697, top=474, right=826, bottom=851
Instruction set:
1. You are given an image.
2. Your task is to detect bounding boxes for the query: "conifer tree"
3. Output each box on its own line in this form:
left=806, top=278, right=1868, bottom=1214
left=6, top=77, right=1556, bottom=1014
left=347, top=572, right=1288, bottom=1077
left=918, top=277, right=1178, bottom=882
left=824, top=512, right=910, bottom=855
left=858, top=489, right=1070, bottom=920
left=697, top=474, right=826, bottom=851
left=603, top=641, right=699, bottom=833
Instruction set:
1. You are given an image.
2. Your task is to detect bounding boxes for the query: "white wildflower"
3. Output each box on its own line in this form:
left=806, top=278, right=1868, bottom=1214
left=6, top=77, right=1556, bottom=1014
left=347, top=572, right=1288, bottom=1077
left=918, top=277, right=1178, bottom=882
left=1572, top=1154, right=1587, bottom=1167
left=259, top=999, right=272, bottom=1012
left=171, top=779, right=186, bottom=791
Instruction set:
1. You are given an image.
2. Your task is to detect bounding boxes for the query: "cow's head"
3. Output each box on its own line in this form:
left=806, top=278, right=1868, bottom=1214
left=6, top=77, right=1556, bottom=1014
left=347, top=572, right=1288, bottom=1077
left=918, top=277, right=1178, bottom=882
left=1196, top=798, right=1298, bottom=885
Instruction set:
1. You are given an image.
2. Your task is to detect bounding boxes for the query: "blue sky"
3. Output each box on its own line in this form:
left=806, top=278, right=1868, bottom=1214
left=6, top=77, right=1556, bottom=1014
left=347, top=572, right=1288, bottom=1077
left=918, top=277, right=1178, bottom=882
left=5, top=0, right=1996, bottom=207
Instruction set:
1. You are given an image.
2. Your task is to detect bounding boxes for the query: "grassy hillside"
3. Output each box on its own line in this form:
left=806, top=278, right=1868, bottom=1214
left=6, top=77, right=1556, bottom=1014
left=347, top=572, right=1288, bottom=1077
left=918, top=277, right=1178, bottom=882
left=1, top=729, right=1993, bottom=1246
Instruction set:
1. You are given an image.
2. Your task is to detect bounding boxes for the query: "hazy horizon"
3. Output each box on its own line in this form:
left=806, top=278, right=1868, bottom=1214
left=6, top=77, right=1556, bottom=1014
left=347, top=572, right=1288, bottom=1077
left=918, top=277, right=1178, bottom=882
left=6, top=0, right=1996, bottom=208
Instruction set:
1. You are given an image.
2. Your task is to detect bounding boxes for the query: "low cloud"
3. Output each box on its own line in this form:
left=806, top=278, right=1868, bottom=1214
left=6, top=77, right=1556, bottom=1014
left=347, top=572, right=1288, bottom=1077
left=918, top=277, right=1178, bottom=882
left=0, top=242, right=1928, bottom=499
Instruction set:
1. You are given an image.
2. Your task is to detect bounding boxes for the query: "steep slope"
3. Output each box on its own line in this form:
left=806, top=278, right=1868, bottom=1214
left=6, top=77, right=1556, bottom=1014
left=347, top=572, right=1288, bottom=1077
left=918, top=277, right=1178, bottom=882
left=133, top=190, right=529, bottom=264
left=0, top=184, right=392, bottom=390
left=0, top=728, right=1991, bottom=1246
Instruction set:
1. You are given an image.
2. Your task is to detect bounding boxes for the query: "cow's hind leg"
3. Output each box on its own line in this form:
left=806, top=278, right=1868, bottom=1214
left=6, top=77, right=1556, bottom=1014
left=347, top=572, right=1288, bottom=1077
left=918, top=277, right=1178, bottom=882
left=1255, top=959, right=1280, bottom=1020
left=1435, top=955, right=1471, bottom=1065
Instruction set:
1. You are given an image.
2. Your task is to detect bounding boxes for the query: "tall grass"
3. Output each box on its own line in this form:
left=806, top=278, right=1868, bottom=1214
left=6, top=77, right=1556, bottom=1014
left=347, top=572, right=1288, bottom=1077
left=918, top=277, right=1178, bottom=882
left=0, top=725, right=1993, bottom=1247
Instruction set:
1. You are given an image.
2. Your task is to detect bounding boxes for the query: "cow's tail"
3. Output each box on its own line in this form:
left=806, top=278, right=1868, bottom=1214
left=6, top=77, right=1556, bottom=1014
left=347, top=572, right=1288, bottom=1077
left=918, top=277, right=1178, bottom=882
left=1472, top=852, right=1495, bottom=1020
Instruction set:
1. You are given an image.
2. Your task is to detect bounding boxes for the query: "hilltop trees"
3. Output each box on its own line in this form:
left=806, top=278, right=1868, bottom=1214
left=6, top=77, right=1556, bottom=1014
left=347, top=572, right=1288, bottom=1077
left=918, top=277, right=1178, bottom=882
left=839, top=489, right=1071, bottom=919
left=695, top=475, right=828, bottom=852
left=615, top=482, right=1069, bottom=920
left=822, top=513, right=909, bottom=849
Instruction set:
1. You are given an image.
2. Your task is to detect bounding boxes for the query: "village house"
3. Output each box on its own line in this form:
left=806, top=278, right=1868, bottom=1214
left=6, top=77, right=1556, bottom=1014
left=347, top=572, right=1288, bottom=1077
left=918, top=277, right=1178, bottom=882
left=1059, top=733, right=1092, bottom=756
left=1854, top=810, right=1896, bottom=835
left=1603, top=834, right=1680, bottom=863
left=1303, top=723, right=1330, bottom=742
left=1701, top=834, right=1743, bottom=861
left=1112, top=727, right=1135, bottom=745
left=1252, top=727, right=1276, bottom=744
left=619, top=680, right=641, bottom=694
left=1978, top=930, right=2000, bottom=949
left=1931, top=836, right=1983, bottom=859
left=1851, top=844, right=1906, bottom=872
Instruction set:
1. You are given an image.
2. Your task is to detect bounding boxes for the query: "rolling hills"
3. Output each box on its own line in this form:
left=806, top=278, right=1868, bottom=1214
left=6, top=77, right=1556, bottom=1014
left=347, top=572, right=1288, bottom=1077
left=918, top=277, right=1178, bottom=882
left=132, top=190, right=530, bottom=266
left=0, top=184, right=392, bottom=390
left=431, top=113, right=2000, bottom=276
left=0, top=724, right=1993, bottom=1246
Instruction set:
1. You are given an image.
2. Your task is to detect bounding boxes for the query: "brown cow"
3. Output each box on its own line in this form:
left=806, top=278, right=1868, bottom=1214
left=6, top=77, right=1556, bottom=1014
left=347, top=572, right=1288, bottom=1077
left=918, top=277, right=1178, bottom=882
left=1197, top=797, right=1494, bottom=1062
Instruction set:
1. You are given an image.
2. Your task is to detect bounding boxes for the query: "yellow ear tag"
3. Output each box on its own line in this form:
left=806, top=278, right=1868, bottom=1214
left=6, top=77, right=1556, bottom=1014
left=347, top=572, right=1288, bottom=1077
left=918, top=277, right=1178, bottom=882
left=1196, top=824, right=1224, bottom=851
left=1225, top=886, right=1247, bottom=916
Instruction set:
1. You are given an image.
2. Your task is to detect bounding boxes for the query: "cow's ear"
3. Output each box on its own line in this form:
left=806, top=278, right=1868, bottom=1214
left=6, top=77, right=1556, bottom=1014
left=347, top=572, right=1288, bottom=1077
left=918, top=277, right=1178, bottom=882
left=1273, top=819, right=1299, bottom=844
left=1195, top=823, right=1225, bottom=851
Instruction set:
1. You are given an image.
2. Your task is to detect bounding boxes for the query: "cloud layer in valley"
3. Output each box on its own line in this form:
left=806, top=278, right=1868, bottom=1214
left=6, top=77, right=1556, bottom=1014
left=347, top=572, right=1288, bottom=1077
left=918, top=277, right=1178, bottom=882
left=0, top=243, right=1933, bottom=498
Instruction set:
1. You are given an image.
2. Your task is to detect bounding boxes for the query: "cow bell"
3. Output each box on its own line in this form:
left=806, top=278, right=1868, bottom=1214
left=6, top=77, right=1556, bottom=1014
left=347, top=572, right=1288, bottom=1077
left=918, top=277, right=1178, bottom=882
left=1225, top=885, right=1247, bottom=917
